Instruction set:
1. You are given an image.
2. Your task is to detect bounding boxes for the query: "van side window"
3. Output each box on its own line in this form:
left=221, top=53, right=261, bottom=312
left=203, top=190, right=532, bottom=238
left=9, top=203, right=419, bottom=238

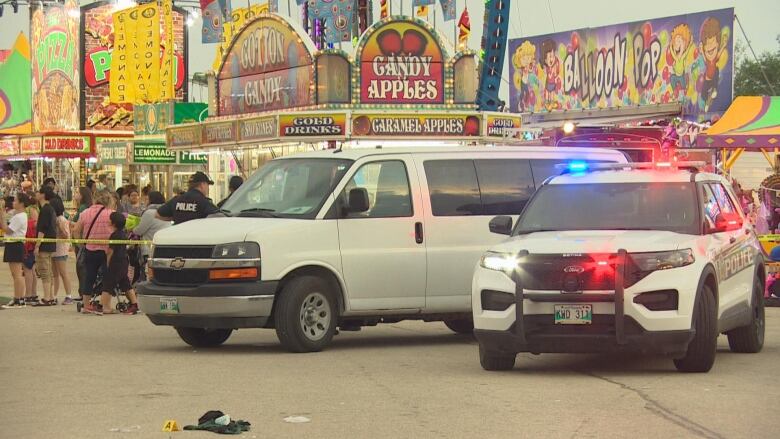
left=424, top=160, right=482, bottom=216
left=474, top=160, right=535, bottom=215
left=342, top=161, right=412, bottom=218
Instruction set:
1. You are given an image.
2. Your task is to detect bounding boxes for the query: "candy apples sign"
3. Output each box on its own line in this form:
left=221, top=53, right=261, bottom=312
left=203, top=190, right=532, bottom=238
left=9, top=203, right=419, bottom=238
left=358, top=19, right=445, bottom=105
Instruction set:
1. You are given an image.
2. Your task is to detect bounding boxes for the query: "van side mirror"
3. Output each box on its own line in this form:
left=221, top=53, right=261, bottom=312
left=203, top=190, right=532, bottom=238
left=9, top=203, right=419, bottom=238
left=709, top=212, right=743, bottom=233
left=347, top=188, right=370, bottom=213
left=489, top=216, right=513, bottom=235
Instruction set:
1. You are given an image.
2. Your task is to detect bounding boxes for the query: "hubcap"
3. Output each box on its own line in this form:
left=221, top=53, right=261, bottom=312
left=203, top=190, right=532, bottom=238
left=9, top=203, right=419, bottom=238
left=299, top=292, right=331, bottom=341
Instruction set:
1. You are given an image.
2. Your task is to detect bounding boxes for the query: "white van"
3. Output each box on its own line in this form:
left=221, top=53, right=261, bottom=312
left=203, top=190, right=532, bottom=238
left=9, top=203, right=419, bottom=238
left=137, top=146, right=628, bottom=352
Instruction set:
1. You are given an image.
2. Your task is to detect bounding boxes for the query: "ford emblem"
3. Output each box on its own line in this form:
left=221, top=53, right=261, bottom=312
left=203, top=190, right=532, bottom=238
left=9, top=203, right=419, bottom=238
left=563, top=265, right=585, bottom=274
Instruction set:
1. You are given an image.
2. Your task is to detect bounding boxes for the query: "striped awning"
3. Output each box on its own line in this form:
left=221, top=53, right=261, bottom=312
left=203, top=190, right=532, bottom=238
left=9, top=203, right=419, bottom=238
left=699, top=96, right=780, bottom=149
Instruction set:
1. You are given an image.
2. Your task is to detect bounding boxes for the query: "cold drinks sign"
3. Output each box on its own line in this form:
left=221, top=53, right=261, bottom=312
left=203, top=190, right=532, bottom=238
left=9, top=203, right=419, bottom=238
left=358, top=20, right=445, bottom=105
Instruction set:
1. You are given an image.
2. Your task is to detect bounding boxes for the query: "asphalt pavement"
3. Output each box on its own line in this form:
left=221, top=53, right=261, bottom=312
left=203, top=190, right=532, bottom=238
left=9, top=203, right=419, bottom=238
left=1, top=263, right=779, bottom=438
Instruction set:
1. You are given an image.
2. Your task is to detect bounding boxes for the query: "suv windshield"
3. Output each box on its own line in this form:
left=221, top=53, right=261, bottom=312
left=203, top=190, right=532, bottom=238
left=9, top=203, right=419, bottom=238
left=221, top=158, right=353, bottom=218
left=515, top=182, right=700, bottom=235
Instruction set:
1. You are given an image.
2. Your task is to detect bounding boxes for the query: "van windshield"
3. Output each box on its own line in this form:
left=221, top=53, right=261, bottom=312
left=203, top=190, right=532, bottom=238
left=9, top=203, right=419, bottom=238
left=221, top=158, right=353, bottom=219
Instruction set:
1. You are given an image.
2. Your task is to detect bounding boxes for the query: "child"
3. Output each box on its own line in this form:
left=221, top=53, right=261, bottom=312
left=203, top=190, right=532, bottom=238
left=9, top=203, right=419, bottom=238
left=94, top=212, right=139, bottom=315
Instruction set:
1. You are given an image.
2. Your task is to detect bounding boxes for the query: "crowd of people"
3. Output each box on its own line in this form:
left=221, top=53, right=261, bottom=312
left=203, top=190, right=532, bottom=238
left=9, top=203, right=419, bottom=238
left=1, top=171, right=243, bottom=314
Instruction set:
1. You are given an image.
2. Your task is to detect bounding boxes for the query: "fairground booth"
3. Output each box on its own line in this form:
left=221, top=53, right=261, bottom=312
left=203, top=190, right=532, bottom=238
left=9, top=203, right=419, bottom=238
left=165, top=14, right=523, bottom=202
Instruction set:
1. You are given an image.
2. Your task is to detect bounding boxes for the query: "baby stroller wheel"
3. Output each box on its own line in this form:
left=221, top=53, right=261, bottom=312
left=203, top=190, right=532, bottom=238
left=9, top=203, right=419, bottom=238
left=76, top=302, right=83, bottom=313
left=116, top=302, right=128, bottom=312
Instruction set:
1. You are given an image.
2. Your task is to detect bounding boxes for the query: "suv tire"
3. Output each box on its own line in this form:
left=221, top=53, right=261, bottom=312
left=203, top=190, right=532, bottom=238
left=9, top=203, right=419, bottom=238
left=444, top=318, right=474, bottom=334
left=726, top=278, right=765, bottom=353
left=175, top=327, right=233, bottom=347
left=673, top=284, right=717, bottom=373
left=479, top=346, right=516, bottom=371
left=275, top=275, right=338, bottom=353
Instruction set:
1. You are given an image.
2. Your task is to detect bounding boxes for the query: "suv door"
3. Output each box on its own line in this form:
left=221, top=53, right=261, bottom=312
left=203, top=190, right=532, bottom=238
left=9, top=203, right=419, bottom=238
left=336, top=156, right=426, bottom=310
left=701, top=182, right=753, bottom=314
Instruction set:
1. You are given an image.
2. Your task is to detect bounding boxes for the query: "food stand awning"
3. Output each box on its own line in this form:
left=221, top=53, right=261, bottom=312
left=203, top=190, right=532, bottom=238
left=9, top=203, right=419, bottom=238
left=700, top=96, right=780, bottom=169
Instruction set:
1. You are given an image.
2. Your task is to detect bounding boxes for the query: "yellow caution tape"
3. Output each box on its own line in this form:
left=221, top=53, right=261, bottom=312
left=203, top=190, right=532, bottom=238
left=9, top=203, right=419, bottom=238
left=1, top=237, right=152, bottom=245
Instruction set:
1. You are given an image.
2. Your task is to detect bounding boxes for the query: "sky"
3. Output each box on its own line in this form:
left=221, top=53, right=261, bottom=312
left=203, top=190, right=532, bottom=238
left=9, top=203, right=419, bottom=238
left=0, top=0, right=778, bottom=102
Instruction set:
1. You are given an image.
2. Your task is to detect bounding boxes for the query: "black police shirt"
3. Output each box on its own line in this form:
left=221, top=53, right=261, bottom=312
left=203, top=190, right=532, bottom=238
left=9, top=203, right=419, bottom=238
left=157, top=189, right=219, bottom=225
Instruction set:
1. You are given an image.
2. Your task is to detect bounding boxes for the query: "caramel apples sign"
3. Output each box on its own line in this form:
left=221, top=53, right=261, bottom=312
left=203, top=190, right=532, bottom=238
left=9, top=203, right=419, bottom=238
left=358, top=20, right=445, bottom=105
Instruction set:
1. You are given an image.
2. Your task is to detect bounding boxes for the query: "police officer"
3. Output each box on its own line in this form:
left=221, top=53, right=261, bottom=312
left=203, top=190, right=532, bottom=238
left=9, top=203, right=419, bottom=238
left=157, top=172, right=219, bottom=225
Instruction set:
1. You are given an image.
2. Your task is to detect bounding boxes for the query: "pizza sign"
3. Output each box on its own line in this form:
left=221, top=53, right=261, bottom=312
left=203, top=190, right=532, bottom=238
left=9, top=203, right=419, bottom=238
left=358, top=20, right=445, bottom=104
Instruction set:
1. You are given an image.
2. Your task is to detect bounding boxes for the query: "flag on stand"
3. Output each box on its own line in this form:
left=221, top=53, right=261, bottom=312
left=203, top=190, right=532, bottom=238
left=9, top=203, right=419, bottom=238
left=457, top=7, right=470, bottom=46
left=308, top=0, right=354, bottom=43
left=380, top=0, right=388, bottom=18
left=416, top=6, right=428, bottom=17
left=269, top=0, right=278, bottom=13
left=438, top=0, right=455, bottom=21
left=413, top=0, right=435, bottom=5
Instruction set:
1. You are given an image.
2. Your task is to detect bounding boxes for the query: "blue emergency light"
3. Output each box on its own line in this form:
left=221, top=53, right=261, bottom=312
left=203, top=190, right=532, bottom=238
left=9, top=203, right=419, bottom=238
left=567, top=161, right=589, bottom=173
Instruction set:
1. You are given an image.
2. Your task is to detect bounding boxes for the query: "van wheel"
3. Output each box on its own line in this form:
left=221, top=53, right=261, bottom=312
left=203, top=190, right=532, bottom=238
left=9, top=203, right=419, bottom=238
left=479, top=346, right=516, bottom=371
left=726, top=278, right=765, bottom=353
left=175, top=327, right=233, bottom=348
left=673, top=284, right=717, bottom=373
left=275, top=276, right=338, bottom=353
left=444, top=318, right=474, bottom=334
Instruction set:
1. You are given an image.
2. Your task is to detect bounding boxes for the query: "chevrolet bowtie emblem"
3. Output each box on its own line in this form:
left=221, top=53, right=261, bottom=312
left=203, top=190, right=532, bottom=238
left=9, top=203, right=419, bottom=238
left=170, top=257, right=186, bottom=270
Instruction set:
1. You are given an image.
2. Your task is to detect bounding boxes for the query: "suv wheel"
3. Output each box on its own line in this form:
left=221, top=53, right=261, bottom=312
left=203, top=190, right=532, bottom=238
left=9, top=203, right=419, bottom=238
left=175, top=327, right=233, bottom=347
left=726, top=278, right=765, bottom=353
left=479, top=346, right=516, bottom=371
left=275, top=276, right=338, bottom=353
left=673, top=284, right=717, bottom=373
left=444, top=318, right=474, bottom=334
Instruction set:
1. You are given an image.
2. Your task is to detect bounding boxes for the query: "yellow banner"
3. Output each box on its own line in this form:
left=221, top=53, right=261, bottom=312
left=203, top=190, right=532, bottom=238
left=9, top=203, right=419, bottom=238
left=109, top=9, right=135, bottom=103
left=135, top=4, right=161, bottom=103
left=160, top=0, right=175, bottom=101
left=214, top=3, right=269, bottom=71
left=126, top=7, right=140, bottom=102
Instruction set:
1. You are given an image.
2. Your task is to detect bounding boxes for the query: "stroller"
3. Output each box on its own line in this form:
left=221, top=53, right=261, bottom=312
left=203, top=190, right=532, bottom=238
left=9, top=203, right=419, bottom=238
left=75, top=233, right=143, bottom=314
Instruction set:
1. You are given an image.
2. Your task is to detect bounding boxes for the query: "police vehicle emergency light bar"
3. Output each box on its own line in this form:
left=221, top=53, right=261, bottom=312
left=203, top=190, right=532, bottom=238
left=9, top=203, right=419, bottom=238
left=557, top=161, right=707, bottom=174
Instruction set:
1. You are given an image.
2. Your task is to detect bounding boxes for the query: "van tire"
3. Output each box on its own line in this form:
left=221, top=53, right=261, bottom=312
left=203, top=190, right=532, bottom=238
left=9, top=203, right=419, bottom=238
left=673, top=284, right=717, bottom=373
left=479, top=346, right=516, bottom=371
left=275, top=275, right=338, bottom=353
left=175, top=327, right=233, bottom=348
left=726, top=278, right=765, bottom=353
left=444, top=318, right=474, bottom=334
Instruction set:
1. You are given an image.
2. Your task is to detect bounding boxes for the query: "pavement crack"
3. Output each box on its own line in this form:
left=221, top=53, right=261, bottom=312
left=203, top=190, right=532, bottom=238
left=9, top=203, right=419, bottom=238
left=587, top=372, right=725, bottom=439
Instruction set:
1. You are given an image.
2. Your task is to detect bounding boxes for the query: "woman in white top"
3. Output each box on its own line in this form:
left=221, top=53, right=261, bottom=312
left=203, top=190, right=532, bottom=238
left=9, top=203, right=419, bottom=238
left=50, top=198, right=74, bottom=304
left=1, top=193, right=30, bottom=308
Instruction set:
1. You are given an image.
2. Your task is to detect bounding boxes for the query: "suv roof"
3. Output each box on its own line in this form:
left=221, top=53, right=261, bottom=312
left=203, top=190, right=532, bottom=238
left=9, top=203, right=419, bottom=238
left=280, top=146, right=628, bottom=161
left=548, top=168, right=724, bottom=185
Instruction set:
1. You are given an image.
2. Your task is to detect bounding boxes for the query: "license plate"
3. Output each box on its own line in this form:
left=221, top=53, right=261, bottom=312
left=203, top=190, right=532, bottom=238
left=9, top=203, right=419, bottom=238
left=159, top=297, right=180, bottom=314
left=554, top=304, right=592, bottom=324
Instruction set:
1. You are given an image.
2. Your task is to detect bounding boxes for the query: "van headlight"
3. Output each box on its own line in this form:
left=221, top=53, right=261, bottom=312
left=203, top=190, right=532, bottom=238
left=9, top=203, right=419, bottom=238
left=212, top=242, right=261, bottom=259
left=480, top=252, right=520, bottom=274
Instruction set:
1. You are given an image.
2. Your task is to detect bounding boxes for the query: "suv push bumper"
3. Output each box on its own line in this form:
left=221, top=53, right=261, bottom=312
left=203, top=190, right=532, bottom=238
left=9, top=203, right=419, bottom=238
left=476, top=249, right=694, bottom=356
left=136, top=281, right=279, bottom=329
left=474, top=320, right=694, bottom=356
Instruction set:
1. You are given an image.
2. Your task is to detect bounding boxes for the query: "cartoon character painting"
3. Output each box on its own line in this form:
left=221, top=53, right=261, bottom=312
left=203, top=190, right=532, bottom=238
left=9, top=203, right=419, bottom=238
left=697, top=17, right=729, bottom=111
left=540, top=39, right=561, bottom=111
left=512, top=41, right=539, bottom=112
left=666, top=24, right=693, bottom=98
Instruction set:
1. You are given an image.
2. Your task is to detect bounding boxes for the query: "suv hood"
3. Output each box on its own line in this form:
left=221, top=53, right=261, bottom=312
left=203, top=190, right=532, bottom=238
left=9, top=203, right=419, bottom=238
left=153, top=217, right=297, bottom=246
left=491, top=230, right=694, bottom=255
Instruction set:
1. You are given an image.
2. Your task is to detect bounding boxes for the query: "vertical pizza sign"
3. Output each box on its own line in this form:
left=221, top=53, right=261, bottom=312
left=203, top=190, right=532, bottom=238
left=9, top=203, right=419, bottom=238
left=30, top=0, right=80, bottom=132
left=358, top=19, right=445, bottom=105
left=82, top=1, right=188, bottom=129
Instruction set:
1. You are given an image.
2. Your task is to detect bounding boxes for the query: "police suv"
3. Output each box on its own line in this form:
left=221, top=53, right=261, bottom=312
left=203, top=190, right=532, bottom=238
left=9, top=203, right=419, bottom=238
left=473, top=162, right=765, bottom=373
